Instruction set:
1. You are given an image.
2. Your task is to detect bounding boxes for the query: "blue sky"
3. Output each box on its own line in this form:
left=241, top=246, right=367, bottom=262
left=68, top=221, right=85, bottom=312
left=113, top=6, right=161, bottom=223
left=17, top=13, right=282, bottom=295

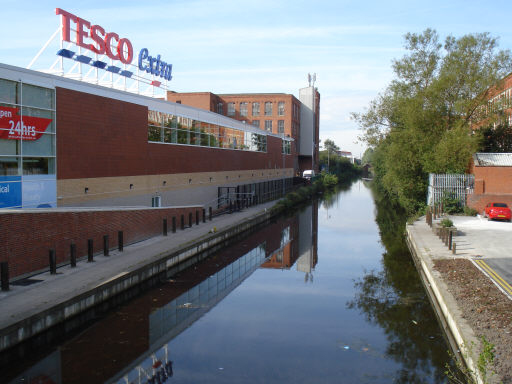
left=2, top=0, right=512, bottom=156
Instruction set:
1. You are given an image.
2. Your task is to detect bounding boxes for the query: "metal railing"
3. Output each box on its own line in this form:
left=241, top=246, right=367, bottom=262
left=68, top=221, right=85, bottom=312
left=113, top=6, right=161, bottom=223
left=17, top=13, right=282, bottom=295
left=427, top=173, right=474, bottom=206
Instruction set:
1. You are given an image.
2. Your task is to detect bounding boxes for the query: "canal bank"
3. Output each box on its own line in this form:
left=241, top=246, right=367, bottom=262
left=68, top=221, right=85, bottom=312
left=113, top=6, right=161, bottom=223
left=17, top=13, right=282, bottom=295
left=406, top=217, right=505, bottom=384
left=0, top=201, right=279, bottom=353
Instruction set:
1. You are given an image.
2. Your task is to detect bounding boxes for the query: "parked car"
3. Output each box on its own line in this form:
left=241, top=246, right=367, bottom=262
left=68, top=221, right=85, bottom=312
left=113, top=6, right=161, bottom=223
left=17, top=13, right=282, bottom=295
left=302, top=170, right=315, bottom=180
left=484, top=202, right=512, bottom=221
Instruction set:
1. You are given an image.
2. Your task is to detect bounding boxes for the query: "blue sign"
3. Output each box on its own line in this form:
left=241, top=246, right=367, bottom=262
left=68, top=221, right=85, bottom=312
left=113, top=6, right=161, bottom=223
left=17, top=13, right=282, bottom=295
left=138, top=48, right=173, bottom=81
left=22, top=175, right=56, bottom=208
left=0, top=176, right=22, bottom=208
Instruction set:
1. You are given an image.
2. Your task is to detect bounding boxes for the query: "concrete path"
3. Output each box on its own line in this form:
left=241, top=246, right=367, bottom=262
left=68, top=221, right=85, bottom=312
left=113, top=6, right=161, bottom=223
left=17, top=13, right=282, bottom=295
left=414, top=214, right=512, bottom=300
left=0, top=201, right=276, bottom=333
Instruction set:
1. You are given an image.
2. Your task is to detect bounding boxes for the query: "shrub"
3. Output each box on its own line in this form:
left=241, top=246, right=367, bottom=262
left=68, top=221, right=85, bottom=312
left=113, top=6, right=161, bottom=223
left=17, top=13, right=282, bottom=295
left=463, top=206, right=478, bottom=216
left=442, top=193, right=464, bottom=214
left=441, top=218, right=454, bottom=228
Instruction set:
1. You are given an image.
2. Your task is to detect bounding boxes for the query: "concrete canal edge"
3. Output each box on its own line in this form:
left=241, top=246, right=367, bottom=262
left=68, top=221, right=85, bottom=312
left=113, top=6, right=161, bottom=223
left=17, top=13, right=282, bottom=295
left=0, top=207, right=277, bottom=353
left=405, top=223, right=488, bottom=384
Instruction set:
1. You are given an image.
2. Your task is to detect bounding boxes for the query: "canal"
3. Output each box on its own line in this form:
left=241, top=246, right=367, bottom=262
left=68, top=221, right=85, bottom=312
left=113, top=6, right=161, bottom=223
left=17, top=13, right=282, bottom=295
left=4, top=180, right=454, bottom=383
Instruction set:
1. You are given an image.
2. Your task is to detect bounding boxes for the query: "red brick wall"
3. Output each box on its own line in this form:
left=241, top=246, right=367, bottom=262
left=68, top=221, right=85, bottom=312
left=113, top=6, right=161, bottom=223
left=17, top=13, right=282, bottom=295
left=0, top=206, right=201, bottom=278
left=57, top=88, right=294, bottom=179
left=468, top=194, right=512, bottom=213
left=473, top=167, right=512, bottom=194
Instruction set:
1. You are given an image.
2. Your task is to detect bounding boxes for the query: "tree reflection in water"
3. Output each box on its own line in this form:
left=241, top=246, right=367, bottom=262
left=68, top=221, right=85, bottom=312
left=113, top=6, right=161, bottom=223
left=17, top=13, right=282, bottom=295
left=347, top=182, right=455, bottom=384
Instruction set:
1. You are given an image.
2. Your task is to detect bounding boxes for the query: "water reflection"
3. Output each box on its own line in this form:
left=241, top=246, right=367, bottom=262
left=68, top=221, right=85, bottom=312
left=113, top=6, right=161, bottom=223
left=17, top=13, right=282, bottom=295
left=5, top=181, right=455, bottom=384
left=7, top=208, right=317, bottom=384
left=346, top=183, right=452, bottom=383
left=261, top=202, right=318, bottom=284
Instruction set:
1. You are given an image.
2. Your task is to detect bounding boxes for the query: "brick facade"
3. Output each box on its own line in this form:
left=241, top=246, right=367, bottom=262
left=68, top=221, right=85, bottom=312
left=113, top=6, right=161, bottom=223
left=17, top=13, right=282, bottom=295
left=468, top=164, right=512, bottom=212
left=0, top=206, right=201, bottom=278
left=57, top=88, right=294, bottom=180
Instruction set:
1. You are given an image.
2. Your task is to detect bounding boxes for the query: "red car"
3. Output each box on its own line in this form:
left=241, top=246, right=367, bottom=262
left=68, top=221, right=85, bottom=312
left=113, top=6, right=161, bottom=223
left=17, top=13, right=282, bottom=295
left=484, top=202, right=512, bottom=221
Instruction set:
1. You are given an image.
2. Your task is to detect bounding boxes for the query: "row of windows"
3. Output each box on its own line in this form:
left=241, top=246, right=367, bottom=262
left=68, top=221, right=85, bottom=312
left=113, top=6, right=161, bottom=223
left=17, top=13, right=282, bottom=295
left=224, top=101, right=286, bottom=117
left=251, top=120, right=285, bottom=133
left=0, top=157, right=54, bottom=176
left=148, top=110, right=267, bottom=152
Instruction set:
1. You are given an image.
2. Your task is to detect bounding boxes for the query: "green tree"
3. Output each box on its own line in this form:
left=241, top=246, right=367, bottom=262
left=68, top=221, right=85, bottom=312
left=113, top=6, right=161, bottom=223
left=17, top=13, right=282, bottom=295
left=481, top=122, right=512, bottom=152
left=352, top=29, right=512, bottom=213
left=323, top=138, right=340, bottom=152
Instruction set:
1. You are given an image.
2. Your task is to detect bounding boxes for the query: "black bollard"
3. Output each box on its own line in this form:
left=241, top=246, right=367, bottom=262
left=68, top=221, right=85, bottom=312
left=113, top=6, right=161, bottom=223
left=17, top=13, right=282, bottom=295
left=49, top=249, right=56, bottom=274
left=172, top=216, right=176, bottom=233
left=70, top=243, right=77, bottom=267
left=196, top=210, right=199, bottom=226
left=202, top=208, right=206, bottom=223
left=118, top=231, right=124, bottom=252
left=189, top=212, right=193, bottom=228
left=209, top=206, right=212, bottom=221
left=1, top=262, right=9, bottom=291
left=449, top=231, right=453, bottom=250
left=163, top=218, right=168, bottom=236
left=88, top=239, right=94, bottom=262
left=103, top=235, right=109, bottom=256
left=181, top=214, right=185, bottom=230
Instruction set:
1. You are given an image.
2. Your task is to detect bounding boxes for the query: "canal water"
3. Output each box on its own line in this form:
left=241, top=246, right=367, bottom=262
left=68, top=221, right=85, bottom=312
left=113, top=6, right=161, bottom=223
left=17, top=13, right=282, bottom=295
left=4, top=180, right=454, bottom=383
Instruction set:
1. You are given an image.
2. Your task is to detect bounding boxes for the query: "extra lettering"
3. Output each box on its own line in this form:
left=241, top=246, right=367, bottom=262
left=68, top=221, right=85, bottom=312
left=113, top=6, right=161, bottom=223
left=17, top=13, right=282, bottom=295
left=0, top=185, right=9, bottom=194
left=138, top=48, right=172, bottom=81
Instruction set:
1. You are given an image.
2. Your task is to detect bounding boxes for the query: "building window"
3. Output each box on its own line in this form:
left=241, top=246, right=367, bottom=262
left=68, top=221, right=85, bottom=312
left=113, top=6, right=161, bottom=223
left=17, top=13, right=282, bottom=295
left=147, top=110, right=267, bottom=153
left=265, top=120, right=272, bottom=132
left=252, top=120, right=260, bottom=128
left=264, top=102, right=272, bottom=116
left=176, top=100, right=181, bottom=104
left=278, top=120, right=284, bottom=133
left=278, top=101, right=285, bottom=116
left=0, top=79, right=57, bottom=208
left=227, top=103, right=235, bottom=116
left=293, top=103, right=300, bottom=120
left=216, top=102, right=223, bottom=115
left=282, top=140, right=291, bottom=154
left=252, top=102, right=260, bottom=116
left=240, top=102, right=248, bottom=117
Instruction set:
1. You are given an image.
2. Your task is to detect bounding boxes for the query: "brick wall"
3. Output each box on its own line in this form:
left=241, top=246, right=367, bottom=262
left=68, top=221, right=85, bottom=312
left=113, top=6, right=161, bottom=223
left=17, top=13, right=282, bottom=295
left=473, top=166, right=512, bottom=194
left=57, top=88, right=295, bottom=179
left=467, top=166, right=512, bottom=212
left=467, top=194, right=512, bottom=213
left=0, top=206, right=202, bottom=278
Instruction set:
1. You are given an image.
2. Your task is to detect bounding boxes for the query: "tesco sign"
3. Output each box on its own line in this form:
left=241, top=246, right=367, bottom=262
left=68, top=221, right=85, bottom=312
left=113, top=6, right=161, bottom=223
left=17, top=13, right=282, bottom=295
left=56, top=8, right=172, bottom=81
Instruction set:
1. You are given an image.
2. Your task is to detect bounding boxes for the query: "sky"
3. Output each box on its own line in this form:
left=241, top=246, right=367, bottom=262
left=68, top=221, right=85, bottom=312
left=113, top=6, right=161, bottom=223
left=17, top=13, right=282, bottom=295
left=2, top=0, right=512, bottom=157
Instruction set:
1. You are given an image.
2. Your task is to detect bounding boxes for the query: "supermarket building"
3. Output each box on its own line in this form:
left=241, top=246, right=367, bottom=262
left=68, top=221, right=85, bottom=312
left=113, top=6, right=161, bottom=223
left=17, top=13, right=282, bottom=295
left=0, top=8, right=320, bottom=210
left=0, top=63, right=301, bottom=210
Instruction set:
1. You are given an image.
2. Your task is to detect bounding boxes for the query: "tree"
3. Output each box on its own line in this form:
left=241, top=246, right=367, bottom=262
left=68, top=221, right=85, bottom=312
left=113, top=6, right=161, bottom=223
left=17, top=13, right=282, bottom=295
left=323, top=138, right=340, bottom=152
left=352, top=29, right=512, bottom=213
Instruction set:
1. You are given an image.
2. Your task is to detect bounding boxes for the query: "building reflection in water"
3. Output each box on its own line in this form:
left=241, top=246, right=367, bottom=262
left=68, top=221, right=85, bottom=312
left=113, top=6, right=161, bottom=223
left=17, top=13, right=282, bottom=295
left=261, top=201, right=318, bottom=284
left=7, top=204, right=319, bottom=384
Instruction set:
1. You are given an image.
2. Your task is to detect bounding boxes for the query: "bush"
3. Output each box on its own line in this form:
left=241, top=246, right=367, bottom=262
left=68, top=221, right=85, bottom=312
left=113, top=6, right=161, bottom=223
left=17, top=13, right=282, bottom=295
left=442, top=193, right=464, bottom=214
left=463, top=206, right=478, bottom=216
left=441, top=218, right=454, bottom=228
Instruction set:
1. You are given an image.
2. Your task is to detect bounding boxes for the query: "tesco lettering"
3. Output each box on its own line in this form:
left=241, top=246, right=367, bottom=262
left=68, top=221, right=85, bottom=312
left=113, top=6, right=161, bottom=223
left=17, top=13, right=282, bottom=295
left=55, top=8, right=173, bottom=82
left=56, top=8, right=133, bottom=64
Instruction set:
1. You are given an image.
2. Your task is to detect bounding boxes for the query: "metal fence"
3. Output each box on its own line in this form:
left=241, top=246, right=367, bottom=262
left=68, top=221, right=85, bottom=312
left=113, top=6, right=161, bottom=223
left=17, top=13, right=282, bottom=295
left=427, top=173, right=474, bottom=206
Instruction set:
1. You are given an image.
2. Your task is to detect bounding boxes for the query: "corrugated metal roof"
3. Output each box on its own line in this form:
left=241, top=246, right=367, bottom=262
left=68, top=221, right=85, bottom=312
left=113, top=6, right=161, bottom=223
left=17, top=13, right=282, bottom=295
left=474, top=153, right=512, bottom=166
